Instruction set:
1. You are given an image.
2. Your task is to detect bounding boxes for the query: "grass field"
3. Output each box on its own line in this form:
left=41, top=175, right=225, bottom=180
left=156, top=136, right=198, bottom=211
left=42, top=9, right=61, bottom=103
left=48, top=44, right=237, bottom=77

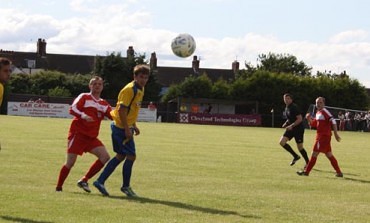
left=1, top=115, right=370, bottom=223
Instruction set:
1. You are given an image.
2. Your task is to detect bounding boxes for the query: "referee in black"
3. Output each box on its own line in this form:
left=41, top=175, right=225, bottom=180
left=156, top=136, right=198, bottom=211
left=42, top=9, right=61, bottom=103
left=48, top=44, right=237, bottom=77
left=279, top=93, right=309, bottom=166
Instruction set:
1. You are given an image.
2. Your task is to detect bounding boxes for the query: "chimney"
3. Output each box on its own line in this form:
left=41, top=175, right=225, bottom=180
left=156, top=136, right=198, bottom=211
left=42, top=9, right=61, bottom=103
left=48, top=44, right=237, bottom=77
left=127, top=46, right=135, bottom=58
left=232, top=60, right=239, bottom=73
left=37, top=38, right=47, bottom=57
left=192, top=55, right=200, bottom=74
left=150, top=52, right=157, bottom=70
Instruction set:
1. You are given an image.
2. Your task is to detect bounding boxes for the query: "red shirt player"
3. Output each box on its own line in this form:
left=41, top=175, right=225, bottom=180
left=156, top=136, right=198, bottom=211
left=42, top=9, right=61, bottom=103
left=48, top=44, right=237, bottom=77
left=56, top=76, right=112, bottom=192
left=297, top=97, right=343, bottom=177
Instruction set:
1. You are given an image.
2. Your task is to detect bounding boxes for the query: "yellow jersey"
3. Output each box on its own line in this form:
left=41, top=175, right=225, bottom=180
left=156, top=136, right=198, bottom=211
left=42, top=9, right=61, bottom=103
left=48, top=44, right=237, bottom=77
left=111, top=81, right=144, bottom=128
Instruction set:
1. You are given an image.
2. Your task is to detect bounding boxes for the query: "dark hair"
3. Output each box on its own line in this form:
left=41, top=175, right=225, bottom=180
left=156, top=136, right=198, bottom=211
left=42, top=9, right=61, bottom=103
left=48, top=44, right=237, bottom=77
left=0, top=57, right=11, bottom=69
left=284, top=93, right=293, bottom=99
left=133, top=64, right=150, bottom=76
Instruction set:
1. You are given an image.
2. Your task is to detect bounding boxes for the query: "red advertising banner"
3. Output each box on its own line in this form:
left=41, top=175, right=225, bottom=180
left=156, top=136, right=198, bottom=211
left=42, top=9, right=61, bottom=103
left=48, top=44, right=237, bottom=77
left=178, top=112, right=261, bottom=126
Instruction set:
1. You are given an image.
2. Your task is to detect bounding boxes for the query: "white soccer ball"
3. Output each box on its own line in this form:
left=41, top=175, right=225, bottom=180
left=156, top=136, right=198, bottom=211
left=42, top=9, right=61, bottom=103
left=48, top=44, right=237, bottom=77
left=171, top=33, right=196, bottom=58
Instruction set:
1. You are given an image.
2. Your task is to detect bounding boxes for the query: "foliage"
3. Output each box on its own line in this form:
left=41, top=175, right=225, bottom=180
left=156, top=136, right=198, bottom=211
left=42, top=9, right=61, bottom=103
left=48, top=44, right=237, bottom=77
left=94, top=52, right=161, bottom=101
left=47, top=86, right=72, bottom=97
left=257, top=53, right=312, bottom=76
left=211, top=79, right=231, bottom=99
left=162, top=51, right=369, bottom=112
left=161, top=74, right=213, bottom=102
left=9, top=71, right=90, bottom=98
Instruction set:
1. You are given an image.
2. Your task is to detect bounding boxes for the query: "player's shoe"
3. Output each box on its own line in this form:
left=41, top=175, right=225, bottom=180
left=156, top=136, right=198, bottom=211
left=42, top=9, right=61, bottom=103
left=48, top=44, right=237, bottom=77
left=77, top=180, right=91, bottom=193
left=121, top=186, right=138, bottom=197
left=296, top=170, right=309, bottom=176
left=335, top=173, right=343, bottom=177
left=93, top=181, right=110, bottom=196
left=290, top=156, right=301, bottom=166
left=55, top=187, right=63, bottom=192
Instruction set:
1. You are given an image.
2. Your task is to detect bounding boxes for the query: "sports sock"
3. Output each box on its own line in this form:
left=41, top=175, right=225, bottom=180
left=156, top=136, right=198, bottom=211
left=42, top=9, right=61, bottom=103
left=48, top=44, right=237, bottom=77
left=57, top=165, right=70, bottom=188
left=81, top=159, right=104, bottom=182
left=282, top=144, right=299, bottom=158
left=96, top=157, right=121, bottom=184
left=305, top=156, right=317, bottom=174
left=328, top=155, right=342, bottom=173
left=299, top=149, right=309, bottom=163
left=122, top=159, right=134, bottom=188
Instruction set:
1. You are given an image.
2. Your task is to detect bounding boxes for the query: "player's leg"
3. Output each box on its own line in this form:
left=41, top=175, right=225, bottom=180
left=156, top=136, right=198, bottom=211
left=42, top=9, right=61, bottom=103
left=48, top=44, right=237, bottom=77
left=94, top=124, right=126, bottom=195
left=80, top=145, right=110, bottom=183
left=120, top=136, right=137, bottom=197
left=297, top=142, right=309, bottom=164
left=295, top=128, right=309, bottom=164
left=279, top=134, right=300, bottom=165
left=297, top=151, right=318, bottom=176
left=121, top=154, right=137, bottom=197
left=93, top=153, right=125, bottom=196
left=56, top=153, right=77, bottom=191
left=325, top=152, right=343, bottom=177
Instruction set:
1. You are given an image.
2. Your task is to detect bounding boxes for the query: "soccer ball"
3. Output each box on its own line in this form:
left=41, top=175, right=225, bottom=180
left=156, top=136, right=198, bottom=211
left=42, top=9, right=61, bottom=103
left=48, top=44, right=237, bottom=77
left=171, top=33, right=196, bottom=58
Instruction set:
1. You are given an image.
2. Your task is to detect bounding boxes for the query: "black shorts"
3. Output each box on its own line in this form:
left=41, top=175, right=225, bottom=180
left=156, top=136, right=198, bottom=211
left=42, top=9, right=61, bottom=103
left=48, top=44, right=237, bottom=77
left=283, top=127, right=304, bottom=144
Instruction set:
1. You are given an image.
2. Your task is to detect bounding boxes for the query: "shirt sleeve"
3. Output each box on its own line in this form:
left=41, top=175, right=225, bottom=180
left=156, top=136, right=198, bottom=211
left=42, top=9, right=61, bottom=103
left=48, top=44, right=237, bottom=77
left=69, top=93, right=86, bottom=118
left=117, top=87, right=134, bottom=108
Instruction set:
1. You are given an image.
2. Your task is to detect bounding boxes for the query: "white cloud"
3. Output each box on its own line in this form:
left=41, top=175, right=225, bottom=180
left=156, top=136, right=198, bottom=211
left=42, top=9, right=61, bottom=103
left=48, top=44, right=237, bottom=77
left=329, top=30, right=369, bottom=44
left=1, top=5, right=370, bottom=87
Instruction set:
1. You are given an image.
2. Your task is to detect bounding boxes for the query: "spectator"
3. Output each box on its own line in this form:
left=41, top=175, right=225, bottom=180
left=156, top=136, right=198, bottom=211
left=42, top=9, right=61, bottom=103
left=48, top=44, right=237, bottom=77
left=35, top=98, right=44, bottom=103
left=338, top=111, right=345, bottom=131
left=148, top=101, right=156, bottom=111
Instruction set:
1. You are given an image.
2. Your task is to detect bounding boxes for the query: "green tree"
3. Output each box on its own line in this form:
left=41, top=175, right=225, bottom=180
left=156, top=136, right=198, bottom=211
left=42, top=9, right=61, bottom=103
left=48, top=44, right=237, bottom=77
left=8, top=73, right=32, bottom=94
left=161, top=74, right=213, bottom=102
left=94, top=52, right=161, bottom=101
left=29, top=71, right=68, bottom=95
left=257, top=53, right=312, bottom=76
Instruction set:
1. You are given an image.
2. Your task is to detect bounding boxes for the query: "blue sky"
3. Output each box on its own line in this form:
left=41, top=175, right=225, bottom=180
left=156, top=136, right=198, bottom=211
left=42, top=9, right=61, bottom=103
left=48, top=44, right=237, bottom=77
left=1, top=0, right=370, bottom=87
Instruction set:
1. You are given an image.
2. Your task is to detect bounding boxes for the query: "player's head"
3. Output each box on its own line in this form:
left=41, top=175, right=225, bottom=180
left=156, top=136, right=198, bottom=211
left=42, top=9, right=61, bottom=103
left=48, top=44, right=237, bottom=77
left=0, top=57, right=12, bottom=84
left=89, top=76, right=104, bottom=95
left=283, top=93, right=293, bottom=105
left=315, top=97, right=325, bottom=110
left=133, top=64, right=150, bottom=88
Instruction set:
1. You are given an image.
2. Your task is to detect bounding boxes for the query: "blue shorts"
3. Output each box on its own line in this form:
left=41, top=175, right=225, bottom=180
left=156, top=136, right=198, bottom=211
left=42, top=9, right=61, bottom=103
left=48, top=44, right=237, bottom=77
left=111, top=122, right=136, bottom=156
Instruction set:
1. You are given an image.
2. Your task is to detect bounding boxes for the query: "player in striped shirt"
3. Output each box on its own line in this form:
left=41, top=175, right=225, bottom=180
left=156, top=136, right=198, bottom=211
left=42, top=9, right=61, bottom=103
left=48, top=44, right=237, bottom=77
left=297, top=97, right=343, bottom=177
left=56, top=76, right=112, bottom=192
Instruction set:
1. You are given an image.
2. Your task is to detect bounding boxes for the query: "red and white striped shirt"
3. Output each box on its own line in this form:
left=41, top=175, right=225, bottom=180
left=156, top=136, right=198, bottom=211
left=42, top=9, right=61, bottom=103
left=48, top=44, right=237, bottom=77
left=69, top=93, right=112, bottom=138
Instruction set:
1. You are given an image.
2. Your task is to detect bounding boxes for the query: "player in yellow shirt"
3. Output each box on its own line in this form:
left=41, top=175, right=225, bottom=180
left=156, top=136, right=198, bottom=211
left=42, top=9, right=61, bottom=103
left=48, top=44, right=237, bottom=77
left=0, top=57, right=11, bottom=150
left=94, top=64, right=150, bottom=196
left=0, top=57, right=11, bottom=110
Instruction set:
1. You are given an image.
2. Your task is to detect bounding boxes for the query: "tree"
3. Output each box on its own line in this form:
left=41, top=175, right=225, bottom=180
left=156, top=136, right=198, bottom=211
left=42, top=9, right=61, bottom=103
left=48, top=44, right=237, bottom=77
left=257, top=53, right=312, bottom=76
left=94, top=52, right=161, bottom=101
left=161, top=74, right=213, bottom=102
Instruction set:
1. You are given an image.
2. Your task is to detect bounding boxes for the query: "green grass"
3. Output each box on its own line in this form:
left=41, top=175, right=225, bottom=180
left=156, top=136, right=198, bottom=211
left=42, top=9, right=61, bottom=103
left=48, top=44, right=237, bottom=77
left=1, top=115, right=370, bottom=223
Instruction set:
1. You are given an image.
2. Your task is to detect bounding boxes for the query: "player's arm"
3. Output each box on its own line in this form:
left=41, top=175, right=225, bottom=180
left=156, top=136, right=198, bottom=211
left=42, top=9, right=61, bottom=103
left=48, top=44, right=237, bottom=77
left=70, top=94, right=93, bottom=122
left=287, top=114, right=302, bottom=129
left=105, top=104, right=113, bottom=120
left=282, top=120, right=289, bottom=128
left=133, top=122, right=140, bottom=136
left=331, top=117, right=341, bottom=142
left=118, top=105, right=132, bottom=139
left=305, top=113, right=317, bottom=127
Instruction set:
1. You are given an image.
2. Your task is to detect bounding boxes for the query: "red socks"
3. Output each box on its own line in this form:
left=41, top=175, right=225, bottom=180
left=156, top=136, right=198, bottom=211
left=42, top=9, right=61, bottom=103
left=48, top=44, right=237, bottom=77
left=56, top=165, right=70, bottom=189
left=81, top=159, right=105, bottom=182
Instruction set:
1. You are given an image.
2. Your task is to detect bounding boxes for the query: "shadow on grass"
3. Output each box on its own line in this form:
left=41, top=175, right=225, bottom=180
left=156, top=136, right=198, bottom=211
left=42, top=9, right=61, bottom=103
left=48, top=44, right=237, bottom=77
left=312, top=168, right=359, bottom=176
left=342, top=177, right=370, bottom=184
left=0, top=216, right=53, bottom=223
left=107, top=195, right=260, bottom=219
